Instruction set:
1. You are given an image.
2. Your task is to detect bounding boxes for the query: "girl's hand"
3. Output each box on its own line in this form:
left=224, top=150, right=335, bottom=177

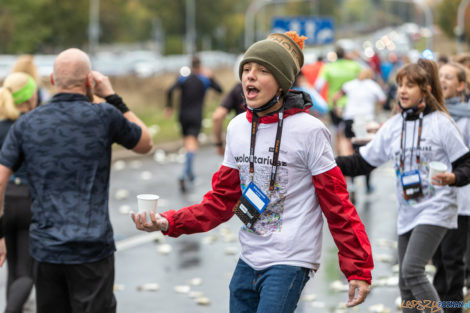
left=431, top=172, right=455, bottom=186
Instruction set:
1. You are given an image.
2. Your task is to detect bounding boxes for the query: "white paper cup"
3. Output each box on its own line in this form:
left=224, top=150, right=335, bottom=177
left=137, top=194, right=159, bottom=221
left=428, top=161, right=447, bottom=184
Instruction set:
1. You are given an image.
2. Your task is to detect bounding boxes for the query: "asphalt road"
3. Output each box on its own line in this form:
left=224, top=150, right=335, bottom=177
left=0, top=145, right=403, bottom=313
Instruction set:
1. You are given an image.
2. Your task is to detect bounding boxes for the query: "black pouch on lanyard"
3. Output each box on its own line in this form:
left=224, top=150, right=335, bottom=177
left=401, top=169, right=423, bottom=200
left=233, top=182, right=269, bottom=229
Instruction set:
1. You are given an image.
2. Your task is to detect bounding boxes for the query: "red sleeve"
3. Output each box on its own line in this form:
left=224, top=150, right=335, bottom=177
left=312, top=166, right=373, bottom=284
left=160, top=165, right=241, bottom=238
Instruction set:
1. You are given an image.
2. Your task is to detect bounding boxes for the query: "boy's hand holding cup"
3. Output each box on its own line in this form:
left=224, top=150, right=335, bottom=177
left=132, top=194, right=169, bottom=232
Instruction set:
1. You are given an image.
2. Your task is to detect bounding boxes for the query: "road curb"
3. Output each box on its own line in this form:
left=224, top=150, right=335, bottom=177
left=111, top=140, right=214, bottom=161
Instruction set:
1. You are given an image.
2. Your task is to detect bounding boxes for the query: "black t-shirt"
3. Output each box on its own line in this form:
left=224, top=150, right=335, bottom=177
left=221, top=83, right=245, bottom=115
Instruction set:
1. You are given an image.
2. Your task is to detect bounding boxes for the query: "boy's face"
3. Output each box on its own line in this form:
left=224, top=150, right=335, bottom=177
left=241, top=62, right=280, bottom=109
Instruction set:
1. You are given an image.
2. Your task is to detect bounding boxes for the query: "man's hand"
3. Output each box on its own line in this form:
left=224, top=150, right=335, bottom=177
left=91, top=71, right=115, bottom=98
left=347, top=279, right=370, bottom=307
left=131, top=211, right=169, bottom=233
left=0, top=238, right=6, bottom=267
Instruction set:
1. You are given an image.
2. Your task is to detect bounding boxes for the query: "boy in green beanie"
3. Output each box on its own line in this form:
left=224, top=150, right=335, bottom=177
left=132, top=31, right=373, bottom=313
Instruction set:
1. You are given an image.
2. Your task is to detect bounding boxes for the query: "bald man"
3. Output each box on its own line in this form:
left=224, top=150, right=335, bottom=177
left=0, top=48, right=153, bottom=313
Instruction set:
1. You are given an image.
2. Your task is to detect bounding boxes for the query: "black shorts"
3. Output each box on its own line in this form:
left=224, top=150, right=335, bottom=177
left=329, top=110, right=343, bottom=127
left=343, top=119, right=355, bottom=138
left=179, top=118, right=201, bottom=137
left=34, top=254, right=116, bottom=313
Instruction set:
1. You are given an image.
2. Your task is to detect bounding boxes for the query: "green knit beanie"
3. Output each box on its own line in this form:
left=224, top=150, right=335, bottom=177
left=239, top=33, right=304, bottom=95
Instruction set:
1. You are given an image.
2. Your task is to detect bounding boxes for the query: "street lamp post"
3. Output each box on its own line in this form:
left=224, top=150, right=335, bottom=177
left=88, top=0, right=100, bottom=57
left=244, top=0, right=269, bottom=49
left=413, top=0, right=433, bottom=50
left=456, top=0, right=470, bottom=53
left=185, top=0, right=196, bottom=56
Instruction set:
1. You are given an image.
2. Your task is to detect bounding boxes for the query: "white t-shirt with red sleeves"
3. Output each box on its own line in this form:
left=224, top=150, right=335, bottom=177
left=359, top=111, right=469, bottom=235
left=222, top=111, right=336, bottom=271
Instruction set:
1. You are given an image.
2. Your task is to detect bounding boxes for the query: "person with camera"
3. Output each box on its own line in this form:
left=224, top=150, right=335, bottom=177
left=0, top=48, right=153, bottom=313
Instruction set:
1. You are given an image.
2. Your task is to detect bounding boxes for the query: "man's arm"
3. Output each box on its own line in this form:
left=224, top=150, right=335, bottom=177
left=92, top=71, right=153, bottom=154
left=122, top=111, right=153, bottom=154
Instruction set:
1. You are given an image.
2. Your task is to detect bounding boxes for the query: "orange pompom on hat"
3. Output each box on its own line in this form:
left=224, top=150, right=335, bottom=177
left=239, top=31, right=307, bottom=95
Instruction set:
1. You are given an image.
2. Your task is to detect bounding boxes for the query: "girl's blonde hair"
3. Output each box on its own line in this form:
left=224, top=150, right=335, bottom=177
left=0, top=72, right=36, bottom=120
left=11, top=55, right=39, bottom=82
left=396, top=58, right=448, bottom=114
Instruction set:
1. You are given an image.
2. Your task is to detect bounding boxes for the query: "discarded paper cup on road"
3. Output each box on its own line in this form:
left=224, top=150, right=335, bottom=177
left=137, top=194, right=159, bottom=221
left=428, top=161, right=447, bottom=184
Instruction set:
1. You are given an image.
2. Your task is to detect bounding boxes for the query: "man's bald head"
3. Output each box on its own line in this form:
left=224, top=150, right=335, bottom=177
left=52, top=48, right=91, bottom=90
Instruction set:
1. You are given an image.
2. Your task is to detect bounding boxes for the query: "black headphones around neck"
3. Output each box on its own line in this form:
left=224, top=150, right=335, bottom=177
left=244, top=94, right=281, bottom=113
left=399, top=97, right=424, bottom=116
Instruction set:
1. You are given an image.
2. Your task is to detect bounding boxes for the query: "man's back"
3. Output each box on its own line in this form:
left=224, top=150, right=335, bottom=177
left=0, top=93, right=141, bottom=264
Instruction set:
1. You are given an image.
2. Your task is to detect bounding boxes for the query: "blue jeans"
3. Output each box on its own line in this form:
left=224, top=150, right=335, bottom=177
left=229, top=258, right=310, bottom=313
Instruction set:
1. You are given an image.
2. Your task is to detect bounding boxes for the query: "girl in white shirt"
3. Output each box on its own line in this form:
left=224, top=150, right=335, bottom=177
left=337, top=59, right=470, bottom=313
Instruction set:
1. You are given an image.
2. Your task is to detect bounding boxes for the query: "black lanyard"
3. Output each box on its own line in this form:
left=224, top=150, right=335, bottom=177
left=249, top=107, right=285, bottom=192
left=399, top=111, right=423, bottom=173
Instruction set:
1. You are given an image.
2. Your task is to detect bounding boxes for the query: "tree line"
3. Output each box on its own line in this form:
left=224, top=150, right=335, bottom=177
left=0, top=0, right=467, bottom=55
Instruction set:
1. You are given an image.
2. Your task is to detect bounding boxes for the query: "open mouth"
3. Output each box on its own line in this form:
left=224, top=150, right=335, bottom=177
left=246, top=86, right=260, bottom=99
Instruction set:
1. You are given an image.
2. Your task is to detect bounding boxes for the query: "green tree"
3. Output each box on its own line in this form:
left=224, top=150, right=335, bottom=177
left=0, top=0, right=360, bottom=54
left=436, top=0, right=460, bottom=38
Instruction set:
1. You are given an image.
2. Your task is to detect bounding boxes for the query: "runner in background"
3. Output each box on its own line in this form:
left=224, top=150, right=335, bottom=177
left=333, top=67, right=386, bottom=194
left=314, top=46, right=361, bottom=155
left=166, top=55, right=223, bottom=192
